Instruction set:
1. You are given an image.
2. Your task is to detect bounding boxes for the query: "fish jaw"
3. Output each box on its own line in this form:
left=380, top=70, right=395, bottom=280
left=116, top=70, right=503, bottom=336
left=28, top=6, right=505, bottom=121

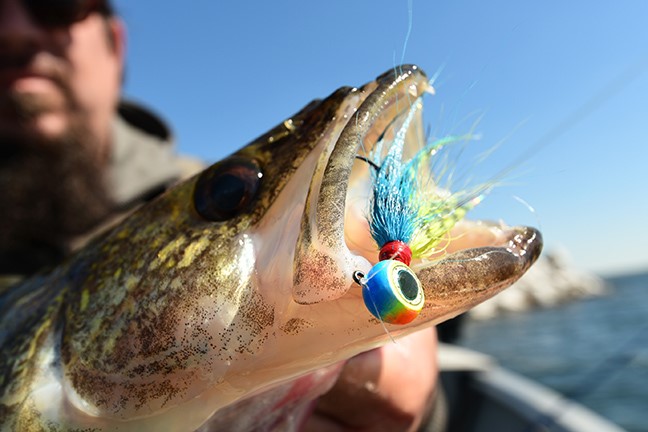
left=414, top=224, right=542, bottom=322
left=273, top=66, right=544, bottom=352
left=187, top=64, right=542, bottom=422
left=290, top=65, right=543, bottom=315
left=293, top=65, right=432, bottom=304
left=228, top=66, right=543, bottom=402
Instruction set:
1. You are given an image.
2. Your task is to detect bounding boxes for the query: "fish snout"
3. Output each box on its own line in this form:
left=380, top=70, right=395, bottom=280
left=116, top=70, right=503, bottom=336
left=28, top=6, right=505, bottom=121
left=414, top=225, right=542, bottom=321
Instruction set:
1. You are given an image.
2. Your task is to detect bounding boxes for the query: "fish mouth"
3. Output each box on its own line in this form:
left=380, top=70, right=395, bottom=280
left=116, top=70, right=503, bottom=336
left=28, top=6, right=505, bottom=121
left=293, top=65, right=542, bottom=321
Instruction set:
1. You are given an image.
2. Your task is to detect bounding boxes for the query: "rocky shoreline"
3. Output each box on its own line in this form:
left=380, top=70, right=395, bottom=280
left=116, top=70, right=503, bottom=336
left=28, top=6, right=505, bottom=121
left=470, top=248, right=608, bottom=320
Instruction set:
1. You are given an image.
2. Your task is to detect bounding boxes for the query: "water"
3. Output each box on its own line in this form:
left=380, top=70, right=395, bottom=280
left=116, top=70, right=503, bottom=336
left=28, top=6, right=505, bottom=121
left=460, top=271, right=648, bottom=432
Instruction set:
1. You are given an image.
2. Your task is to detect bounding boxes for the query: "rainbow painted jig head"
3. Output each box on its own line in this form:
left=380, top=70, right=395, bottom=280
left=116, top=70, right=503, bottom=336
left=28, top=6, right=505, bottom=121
left=354, top=242, right=423, bottom=325
left=355, top=97, right=482, bottom=325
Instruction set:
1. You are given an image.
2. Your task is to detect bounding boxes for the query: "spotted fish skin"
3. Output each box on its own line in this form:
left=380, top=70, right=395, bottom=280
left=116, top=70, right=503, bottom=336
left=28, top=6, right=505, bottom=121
left=0, top=65, right=542, bottom=431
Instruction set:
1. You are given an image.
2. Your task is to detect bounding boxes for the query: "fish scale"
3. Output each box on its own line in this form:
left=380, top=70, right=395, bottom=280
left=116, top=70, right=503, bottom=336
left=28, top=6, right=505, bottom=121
left=0, top=65, right=541, bottom=431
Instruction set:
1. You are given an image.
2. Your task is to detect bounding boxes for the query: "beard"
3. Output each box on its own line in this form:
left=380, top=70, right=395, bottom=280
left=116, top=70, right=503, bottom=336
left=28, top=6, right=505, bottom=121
left=0, top=95, right=114, bottom=275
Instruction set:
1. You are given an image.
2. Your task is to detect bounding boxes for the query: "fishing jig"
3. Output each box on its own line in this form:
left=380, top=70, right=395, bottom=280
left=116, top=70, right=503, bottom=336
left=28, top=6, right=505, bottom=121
left=355, top=247, right=424, bottom=325
left=355, top=97, right=481, bottom=325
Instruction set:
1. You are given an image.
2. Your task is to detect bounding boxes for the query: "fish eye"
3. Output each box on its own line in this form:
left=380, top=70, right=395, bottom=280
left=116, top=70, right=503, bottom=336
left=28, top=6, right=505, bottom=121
left=193, top=157, right=263, bottom=221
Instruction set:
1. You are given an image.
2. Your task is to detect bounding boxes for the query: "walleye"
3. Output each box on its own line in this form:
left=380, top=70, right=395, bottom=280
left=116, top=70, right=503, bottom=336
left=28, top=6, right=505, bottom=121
left=0, top=65, right=541, bottom=430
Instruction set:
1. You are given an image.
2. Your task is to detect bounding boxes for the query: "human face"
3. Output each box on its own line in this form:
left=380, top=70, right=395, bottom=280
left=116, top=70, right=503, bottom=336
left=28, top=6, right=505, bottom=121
left=0, top=0, right=124, bottom=156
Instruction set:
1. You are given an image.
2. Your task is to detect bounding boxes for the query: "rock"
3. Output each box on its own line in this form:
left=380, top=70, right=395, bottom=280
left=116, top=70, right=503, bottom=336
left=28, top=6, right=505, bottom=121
left=470, top=247, right=608, bottom=319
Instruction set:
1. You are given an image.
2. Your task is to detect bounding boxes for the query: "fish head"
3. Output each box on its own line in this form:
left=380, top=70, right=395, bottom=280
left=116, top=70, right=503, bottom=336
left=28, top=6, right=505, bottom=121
left=56, top=65, right=541, bottom=428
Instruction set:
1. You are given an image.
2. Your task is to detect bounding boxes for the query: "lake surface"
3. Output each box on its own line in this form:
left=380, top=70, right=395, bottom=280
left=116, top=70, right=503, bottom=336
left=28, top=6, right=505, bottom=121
left=460, top=271, right=648, bottom=432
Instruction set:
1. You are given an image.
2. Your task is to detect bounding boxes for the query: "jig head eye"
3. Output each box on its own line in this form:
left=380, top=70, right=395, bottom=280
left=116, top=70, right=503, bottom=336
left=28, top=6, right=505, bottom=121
left=359, top=260, right=424, bottom=324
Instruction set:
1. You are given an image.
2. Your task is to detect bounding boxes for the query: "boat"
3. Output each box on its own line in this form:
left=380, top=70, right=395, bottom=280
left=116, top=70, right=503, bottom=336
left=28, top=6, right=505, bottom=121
left=435, top=344, right=624, bottom=432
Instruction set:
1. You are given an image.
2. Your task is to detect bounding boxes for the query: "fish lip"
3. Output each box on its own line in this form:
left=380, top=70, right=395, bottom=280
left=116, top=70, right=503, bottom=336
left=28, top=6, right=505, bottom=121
left=292, top=65, right=431, bottom=304
left=415, top=225, right=543, bottom=321
left=316, top=64, right=431, bottom=254
left=293, top=64, right=542, bottom=306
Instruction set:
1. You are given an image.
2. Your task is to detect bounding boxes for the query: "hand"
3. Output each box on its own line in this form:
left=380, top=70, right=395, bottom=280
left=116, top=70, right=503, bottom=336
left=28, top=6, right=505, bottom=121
left=305, top=327, right=439, bottom=432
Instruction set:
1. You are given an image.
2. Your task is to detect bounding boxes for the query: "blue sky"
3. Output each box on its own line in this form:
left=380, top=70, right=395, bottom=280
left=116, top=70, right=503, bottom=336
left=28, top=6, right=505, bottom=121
left=114, top=1, right=647, bottom=276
